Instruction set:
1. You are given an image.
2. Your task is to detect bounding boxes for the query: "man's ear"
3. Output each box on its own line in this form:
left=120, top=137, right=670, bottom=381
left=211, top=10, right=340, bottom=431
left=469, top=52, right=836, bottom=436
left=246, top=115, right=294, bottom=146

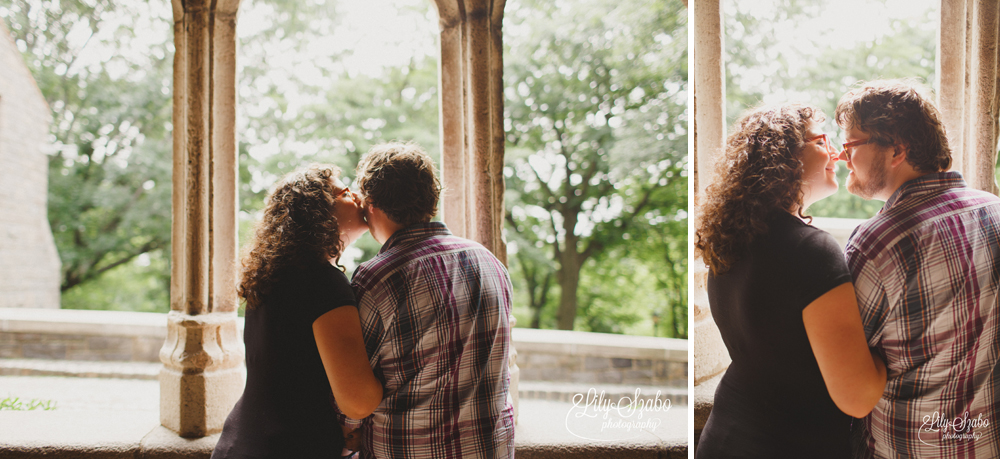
left=889, top=144, right=909, bottom=168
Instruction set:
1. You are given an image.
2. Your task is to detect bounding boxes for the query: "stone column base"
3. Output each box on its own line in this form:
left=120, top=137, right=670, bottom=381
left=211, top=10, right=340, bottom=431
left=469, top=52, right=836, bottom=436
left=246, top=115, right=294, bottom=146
left=159, top=311, right=245, bottom=438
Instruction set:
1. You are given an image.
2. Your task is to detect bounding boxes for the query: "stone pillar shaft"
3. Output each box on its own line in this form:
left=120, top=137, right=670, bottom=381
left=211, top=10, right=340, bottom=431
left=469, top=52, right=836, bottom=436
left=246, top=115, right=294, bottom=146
left=692, top=0, right=730, bottom=387
left=163, top=0, right=245, bottom=438
left=939, top=0, right=1000, bottom=195
left=967, top=1, right=1000, bottom=194
left=436, top=0, right=508, bottom=263
left=938, top=0, right=967, bottom=172
left=692, top=0, right=730, bottom=446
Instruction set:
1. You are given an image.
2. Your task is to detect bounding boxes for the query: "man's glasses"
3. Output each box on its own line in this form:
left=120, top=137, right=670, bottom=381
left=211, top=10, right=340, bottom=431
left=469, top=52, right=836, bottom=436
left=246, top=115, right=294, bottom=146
left=840, top=138, right=871, bottom=161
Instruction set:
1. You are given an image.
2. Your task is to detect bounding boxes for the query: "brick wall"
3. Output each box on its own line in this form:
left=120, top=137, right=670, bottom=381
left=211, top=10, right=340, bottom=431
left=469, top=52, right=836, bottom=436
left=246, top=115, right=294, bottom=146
left=0, top=22, right=60, bottom=309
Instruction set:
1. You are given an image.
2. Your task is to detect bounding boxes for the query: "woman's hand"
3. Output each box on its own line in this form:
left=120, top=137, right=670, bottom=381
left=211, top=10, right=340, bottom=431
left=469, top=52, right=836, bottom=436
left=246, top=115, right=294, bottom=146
left=313, top=306, right=383, bottom=419
left=802, top=282, right=888, bottom=418
left=341, top=424, right=362, bottom=451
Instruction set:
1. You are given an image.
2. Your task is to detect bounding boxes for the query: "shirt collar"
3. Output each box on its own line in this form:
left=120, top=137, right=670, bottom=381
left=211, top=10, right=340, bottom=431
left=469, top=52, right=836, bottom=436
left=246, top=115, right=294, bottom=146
left=882, top=171, right=966, bottom=212
left=379, top=221, right=451, bottom=254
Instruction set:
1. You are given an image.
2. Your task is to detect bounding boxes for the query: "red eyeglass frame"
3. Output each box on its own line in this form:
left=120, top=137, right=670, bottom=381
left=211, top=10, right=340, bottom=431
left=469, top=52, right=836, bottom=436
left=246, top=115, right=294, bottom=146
left=805, top=134, right=836, bottom=155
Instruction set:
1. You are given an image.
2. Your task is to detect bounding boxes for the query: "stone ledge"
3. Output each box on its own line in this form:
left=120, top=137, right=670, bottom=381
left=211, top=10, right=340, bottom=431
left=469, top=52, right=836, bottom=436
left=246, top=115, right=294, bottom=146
left=512, top=328, right=687, bottom=362
left=0, top=308, right=170, bottom=338
left=0, top=358, right=160, bottom=380
left=0, top=310, right=687, bottom=363
left=811, top=217, right=866, bottom=249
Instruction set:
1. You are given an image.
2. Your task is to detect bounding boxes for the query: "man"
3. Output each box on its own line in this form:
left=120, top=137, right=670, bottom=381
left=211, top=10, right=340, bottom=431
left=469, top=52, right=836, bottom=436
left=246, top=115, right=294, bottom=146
left=346, top=142, right=515, bottom=458
left=839, top=79, right=1000, bottom=458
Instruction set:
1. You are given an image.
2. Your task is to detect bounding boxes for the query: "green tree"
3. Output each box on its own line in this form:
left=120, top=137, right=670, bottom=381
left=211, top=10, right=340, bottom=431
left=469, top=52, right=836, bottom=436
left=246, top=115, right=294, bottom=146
left=2, top=0, right=175, bottom=299
left=503, top=0, right=687, bottom=332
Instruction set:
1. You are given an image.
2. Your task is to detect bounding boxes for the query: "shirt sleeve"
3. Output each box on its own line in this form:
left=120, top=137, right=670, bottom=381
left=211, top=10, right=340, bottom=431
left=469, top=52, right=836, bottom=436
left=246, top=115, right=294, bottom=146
left=351, top=267, right=384, bottom=379
left=845, top=240, right=890, bottom=348
left=789, top=229, right=855, bottom=310
left=301, top=265, right=357, bottom=326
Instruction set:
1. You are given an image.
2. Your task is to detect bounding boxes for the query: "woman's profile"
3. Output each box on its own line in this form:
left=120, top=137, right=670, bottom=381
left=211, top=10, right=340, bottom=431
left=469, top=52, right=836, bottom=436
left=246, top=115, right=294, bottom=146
left=694, top=104, right=886, bottom=458
left=211, top=164, right=381, bottom=458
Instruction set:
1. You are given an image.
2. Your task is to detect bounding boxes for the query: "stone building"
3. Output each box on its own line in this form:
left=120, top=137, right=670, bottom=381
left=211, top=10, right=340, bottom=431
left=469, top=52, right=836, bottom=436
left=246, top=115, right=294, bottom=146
left=0, top=21, right=61, bottom=309
left=692, top=0, right=1000, bottom=449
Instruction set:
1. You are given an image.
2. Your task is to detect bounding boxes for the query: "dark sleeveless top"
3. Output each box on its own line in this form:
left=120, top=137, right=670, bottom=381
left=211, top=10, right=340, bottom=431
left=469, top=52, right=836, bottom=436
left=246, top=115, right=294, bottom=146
left=696, top=211, right=854, bottom=458
left=212, top=261, right=356, bottom=459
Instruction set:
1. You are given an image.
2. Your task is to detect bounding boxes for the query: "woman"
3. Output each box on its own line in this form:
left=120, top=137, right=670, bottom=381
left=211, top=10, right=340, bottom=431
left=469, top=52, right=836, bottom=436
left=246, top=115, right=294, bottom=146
left=694, top=104, right=886, bottom=458
left=212, top=165, right=382, bottom=459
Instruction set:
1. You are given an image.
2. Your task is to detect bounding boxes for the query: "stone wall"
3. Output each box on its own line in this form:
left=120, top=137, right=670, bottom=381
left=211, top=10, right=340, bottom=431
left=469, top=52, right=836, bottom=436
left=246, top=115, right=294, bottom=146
left=512, top=328, right=687, bottom=387
left=0, top=21, right=61, bottom=309
left=0, top=308, right=164, bottom=361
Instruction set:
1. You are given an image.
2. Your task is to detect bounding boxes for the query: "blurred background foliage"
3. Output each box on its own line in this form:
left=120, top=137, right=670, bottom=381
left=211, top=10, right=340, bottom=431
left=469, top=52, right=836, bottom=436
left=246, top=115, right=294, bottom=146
left=1, top=0, right=686, bottom=337
left=503, top=0, right=687, bottom=336
left=724, top=0, right=939, bottom=219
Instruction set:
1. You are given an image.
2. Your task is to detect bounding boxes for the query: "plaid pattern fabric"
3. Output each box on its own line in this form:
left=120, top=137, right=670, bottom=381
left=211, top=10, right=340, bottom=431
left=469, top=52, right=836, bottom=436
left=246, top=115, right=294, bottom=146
left=350, top=222, right=515, bottom=459
left=845, top=172, right=1000, bottom=458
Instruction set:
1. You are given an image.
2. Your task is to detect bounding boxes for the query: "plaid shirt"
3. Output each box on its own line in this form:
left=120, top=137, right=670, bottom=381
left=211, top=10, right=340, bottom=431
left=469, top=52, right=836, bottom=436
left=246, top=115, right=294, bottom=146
left=350, top=222, right=515, bottom=459
left=845, top=172, right=1000, bottom=458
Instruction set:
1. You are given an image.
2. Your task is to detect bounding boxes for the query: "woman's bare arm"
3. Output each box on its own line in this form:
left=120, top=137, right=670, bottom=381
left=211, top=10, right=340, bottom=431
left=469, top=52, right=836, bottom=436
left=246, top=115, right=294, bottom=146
left=802, top=282, right=887, bottom=418
left=313, top=306, right=383, bottom=419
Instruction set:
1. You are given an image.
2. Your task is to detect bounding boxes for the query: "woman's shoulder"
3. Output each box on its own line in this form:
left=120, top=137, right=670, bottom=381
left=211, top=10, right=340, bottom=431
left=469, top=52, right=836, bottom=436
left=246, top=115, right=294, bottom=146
left=285, top=260, right=349, bottom=281
left=270, top=261, right=351, bottom=299
left=765, top=211, right=837, bottom=245
left=755, top=212, right=845, bottom=274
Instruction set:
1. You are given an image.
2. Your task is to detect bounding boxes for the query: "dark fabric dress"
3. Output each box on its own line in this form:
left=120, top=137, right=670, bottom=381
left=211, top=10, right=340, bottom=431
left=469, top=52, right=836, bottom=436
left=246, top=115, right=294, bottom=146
left=212, top=261, right=356, bottom=459
left=696, top=211, right=855, bottom=459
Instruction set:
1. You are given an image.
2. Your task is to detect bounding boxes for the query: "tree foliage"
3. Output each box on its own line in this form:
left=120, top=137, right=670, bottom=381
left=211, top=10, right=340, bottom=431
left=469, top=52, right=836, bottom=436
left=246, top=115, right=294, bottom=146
left=503, top=0, right=687, bottom=334
left=2, top=0, right=174, bottom=296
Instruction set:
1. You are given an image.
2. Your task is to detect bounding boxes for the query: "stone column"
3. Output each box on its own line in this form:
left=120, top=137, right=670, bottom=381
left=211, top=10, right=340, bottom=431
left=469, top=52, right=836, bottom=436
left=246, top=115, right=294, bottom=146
left=692, top=0, right=731, bottom=444
left=435, top=0, right=508, bottom=262
left=433, top=0, right=516, bottom=420
left=161, top=0, right=246, bottom=438
left=938, top=0, right=967, bottom=172
left=939, top=0, right=1000, bottom=195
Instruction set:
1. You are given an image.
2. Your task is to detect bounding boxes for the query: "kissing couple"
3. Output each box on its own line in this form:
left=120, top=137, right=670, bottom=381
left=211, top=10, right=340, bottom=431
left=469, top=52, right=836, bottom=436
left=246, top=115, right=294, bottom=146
left=211, top=143, right=516, bottom=459
left=695, top=80, right=1000, bottom=458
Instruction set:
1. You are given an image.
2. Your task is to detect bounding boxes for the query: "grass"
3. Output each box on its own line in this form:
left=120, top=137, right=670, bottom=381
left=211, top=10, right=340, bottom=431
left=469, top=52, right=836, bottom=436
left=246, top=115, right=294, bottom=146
left=0, top=396, right=57, bottom=411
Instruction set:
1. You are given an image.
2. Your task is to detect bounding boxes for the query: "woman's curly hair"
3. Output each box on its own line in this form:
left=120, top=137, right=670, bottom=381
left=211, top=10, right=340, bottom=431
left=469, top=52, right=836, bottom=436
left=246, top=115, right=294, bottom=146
left=238, top=164, right=346, bottom=309
left=695, top=103, right=822, bottom=275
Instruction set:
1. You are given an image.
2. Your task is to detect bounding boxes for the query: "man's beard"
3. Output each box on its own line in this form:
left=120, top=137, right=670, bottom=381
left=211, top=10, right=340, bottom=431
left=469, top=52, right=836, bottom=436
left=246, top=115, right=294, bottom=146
left=847, top=152, right=888, bottom=200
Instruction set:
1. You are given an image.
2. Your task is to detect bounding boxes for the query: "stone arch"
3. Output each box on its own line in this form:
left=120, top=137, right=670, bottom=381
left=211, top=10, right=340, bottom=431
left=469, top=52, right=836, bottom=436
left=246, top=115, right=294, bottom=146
left=163, top=0, right=510, bottom=438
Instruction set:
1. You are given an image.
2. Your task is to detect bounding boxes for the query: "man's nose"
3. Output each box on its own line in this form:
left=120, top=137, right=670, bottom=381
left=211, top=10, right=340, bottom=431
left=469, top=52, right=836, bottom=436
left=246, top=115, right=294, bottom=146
left=837, top=149, right=849, bottom=162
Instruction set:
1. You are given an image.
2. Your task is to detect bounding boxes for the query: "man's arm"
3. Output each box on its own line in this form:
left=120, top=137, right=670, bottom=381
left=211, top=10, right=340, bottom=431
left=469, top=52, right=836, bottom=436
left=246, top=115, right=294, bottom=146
left=845, top=243, right=891, bottom=348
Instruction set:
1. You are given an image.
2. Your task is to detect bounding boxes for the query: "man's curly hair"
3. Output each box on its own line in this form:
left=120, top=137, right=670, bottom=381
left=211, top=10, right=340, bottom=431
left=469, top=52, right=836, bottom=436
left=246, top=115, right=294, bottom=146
left=695, top=103, right=821, bottom=275
left=835, top=79, right=951, bottom=173
left=355, top=142, right=441, bottom=228
left=238, top=164, right=346, bottom=309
